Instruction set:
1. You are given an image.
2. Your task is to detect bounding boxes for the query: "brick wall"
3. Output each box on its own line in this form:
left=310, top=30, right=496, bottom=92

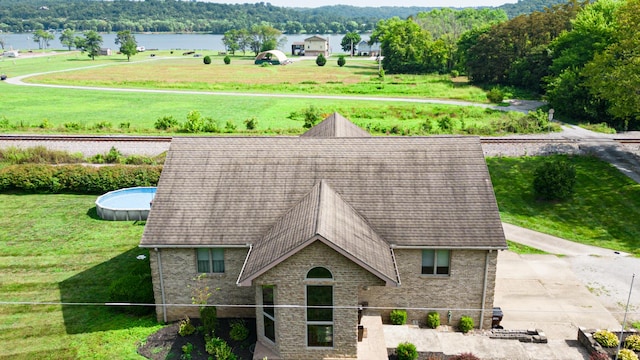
left=253, top=241, right=386, bottom=360
left=149, top=247, right=254, bottom=322
left=358, top=249, right=498, bottom=330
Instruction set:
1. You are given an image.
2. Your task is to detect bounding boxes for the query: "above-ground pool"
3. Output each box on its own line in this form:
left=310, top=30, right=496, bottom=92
left=95, top=187, right=157, bottom=221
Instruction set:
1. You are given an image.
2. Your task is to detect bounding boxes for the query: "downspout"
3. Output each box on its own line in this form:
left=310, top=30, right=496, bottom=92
left=155, top=247, right=167, bottom=324
left=479, top=250, right=490, bottom=329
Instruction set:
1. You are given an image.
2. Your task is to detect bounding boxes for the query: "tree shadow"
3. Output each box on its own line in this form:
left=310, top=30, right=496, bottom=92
left=59, top=246, right=155, bottom=334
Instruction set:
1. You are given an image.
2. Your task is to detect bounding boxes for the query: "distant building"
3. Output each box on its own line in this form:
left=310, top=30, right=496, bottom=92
left=303, top=35, right=329, bottom=57
left=99, top=48, right=112, bottom=56
left=2, top=50, right=19, bottom=58
left=357, top=39, right=381, bottom=56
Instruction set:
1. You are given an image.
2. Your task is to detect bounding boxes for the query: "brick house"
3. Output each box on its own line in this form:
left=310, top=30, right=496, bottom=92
left=303, top=35, right=329, bottom=57
left=140, top=113, right=507, bottom=360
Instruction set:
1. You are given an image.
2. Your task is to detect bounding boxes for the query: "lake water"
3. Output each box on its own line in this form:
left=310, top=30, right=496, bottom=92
left=1, top=32, right=359, bottom=54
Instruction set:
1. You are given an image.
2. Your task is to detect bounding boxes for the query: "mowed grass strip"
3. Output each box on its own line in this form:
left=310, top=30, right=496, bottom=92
left=487, top=155, right=640, bottom=255
left=0, top=194, right=162, bottom=360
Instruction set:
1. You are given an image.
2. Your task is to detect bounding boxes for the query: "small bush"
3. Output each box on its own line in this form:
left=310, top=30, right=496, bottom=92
left=593, top=329, right=620, bottom=348
left=450, top=70, right=459, bottom=77
left=618, top=348, right=639, bottom=360
left=486, top=87, right=505, bottom=103
left=119, top=122, right=130, bottom=130
left=181, top=342, right=193, bottom=356
left=154, top=115, right=178, bottom=130
left=390, top=309, right=407, bottom=325
left=93, top=121, right=112, bottom=130
left=178, top=317, right=196, bottom=336
left=396, top=342, right=418, bottom=360
left=180, top=110, right=205, bottom=133
left=533, top=158, right=577, bottom=201
left=337, top=55, right=346, bottom=67
left=203, top=55, right=211, bottom=64
left=205, top=337, right=236, bottom=360
left=224, top=121, right=237, bottom=133
left=63, top=122, right=83, bottom=131
left=224, top=55, right=231, bottom=64
left=244, top=117, right=258, bottom=130
left=426, top=311, right=440, bottom=329
left=200, top=306, right=217, bottom=337
left=229, top=319, right=249, bottom=341
left=450, top=353, right=480, bottom=360
left=302, top=105, right=323, bottom=129
left=316, top=53, right=327, bottom=67
left=459, top=316, right=474, bottom=333
left=625, top=334, right=640, bottom=351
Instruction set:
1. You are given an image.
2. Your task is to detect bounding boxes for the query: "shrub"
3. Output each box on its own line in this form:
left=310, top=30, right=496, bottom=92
left=459, top=316, right=474, bottom=333
left=396, top=342, right=418, bottom=360
left=244, top=117, right=258, bottom=130
left=93, top=121, right=112, bottom=130
left=229, top=320, right=249, bottom=341
left=316, top=53, right=327, bottom=66
left=379, top=68, right=385, bottom=79
left=302, top=105, right=323, bottom=129
left=205, top=337, right=237, bottom=360
left=486, top=87, right=505, bottom=103
left=203, top=55, right=211, bottom=64
left=593, top=329, right=620, bottom=348
left=450, top=353, right=480, bottom=360
left=224, top=55, right=231, bottom=64
left=337, top=55, right=346, bottom=67
left=618, top=348, right=639, bottom=360
left=426, top=311, right=440, bottom=329
left=119, top=122, right=130, bottom=130
left=450, top=70, right=459, bottom=77
left=625, top=334, right=640, bottom=351
left=390, top=309, right=407, bottom=325
left=181, top=342, right=193, bottom=357
left=178, top=317, right=196, bottom=336
left=202, top=117, right=221, bottom=133
left=180, top=110, right=204, bottom=133
left=224, top=121, right=237, bottom=133
left=63, top=122, right=83, bottom=131
left=200, top=305, right=217, bottom=337
left=533, top=158, right=577, bottom=201
left=154, top=115, right=178, bottom=130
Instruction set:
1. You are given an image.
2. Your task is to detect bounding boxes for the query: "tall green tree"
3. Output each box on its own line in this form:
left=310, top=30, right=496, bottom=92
left=33, top=29, right=54, bottom=49
left=340, top=32, right=361, bottom=55
left=59, top=29, right=76, bottom=51
left=115, top=30, right=138, bottom=61
left=75, top=30, right=103, bottom=60
left=583, top=0, right=640, bottom=129
left=371, top=18, right=430, bottom=74
left=222, top=29, right=242, bottom=55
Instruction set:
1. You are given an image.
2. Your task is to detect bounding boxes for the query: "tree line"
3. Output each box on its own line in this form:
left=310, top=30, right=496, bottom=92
left=373, top=0, right=639, bottom=130
left=0, top=0, right=568, bottom=35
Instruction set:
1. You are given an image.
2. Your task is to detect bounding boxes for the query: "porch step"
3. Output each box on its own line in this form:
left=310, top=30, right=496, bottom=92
left=357, top=315, right=388, bottom=360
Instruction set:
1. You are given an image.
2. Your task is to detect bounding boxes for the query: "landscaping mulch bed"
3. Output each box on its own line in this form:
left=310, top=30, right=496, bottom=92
left=138, top=318, right=256, bottom=360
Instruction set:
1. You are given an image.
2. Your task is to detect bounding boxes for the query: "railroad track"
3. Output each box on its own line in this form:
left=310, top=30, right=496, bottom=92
left=1, top=134, right=639, bottom=144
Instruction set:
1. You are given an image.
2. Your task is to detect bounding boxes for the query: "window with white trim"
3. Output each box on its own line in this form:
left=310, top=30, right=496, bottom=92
left=421, top=249, right=450, bottom=275
left=196, top=248, right=224, bottom=273
left=306, top=267, right=333, bottom=348
left=262, top=285, right=275, bottom=343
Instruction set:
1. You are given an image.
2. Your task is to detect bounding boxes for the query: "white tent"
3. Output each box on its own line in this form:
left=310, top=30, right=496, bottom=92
left=254, top=50, right=289, bottom=65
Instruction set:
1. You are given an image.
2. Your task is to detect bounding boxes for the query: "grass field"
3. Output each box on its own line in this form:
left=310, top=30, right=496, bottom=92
left=0, top=51, right=540, bottom=135
left=0, top=194, right=162, bottom=359
left=488, top=155, right=640, bottom=256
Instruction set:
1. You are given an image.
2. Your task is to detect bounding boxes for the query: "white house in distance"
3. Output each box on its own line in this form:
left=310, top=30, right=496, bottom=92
left=303, top=35, right=329, bottom=57
left=357, top=40, right=381, bottom=57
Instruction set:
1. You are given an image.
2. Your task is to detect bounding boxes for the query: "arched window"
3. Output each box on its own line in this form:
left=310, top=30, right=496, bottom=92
left=306, top=267, right=333, bottom=279
left=306, top=267, right=333, bottom=347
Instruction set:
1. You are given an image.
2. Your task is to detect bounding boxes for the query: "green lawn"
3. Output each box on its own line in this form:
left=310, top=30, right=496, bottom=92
left=1, top=52, right=537, bottom=136
left=488, top=155, right=640, bottom=256
left=0, top=194, right=162, bottom=359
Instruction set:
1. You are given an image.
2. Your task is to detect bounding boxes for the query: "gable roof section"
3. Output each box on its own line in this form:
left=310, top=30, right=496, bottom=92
left=304, top=35, right=328, bottom=42
left=301, top=112, right=371, bottom=138
left=237, top=180, right=398, bottom=286
left=140, top=136, right=506, bottom=250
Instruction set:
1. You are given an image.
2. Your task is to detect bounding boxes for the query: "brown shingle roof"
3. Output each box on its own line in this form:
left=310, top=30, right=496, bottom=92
left=300, top=112, right=371, bottom=138
left=237, top=180, right=398, bottom=286
left=140, top=136, right=506, bottom=251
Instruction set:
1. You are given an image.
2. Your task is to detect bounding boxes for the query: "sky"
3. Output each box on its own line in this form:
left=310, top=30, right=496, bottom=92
left=199, top=0, right=519, bottom=9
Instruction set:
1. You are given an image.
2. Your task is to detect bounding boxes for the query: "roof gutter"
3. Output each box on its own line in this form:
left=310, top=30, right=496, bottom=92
left=140, top=244, right=251, bottom=249
left=390, top=245, right=507, bottom=250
